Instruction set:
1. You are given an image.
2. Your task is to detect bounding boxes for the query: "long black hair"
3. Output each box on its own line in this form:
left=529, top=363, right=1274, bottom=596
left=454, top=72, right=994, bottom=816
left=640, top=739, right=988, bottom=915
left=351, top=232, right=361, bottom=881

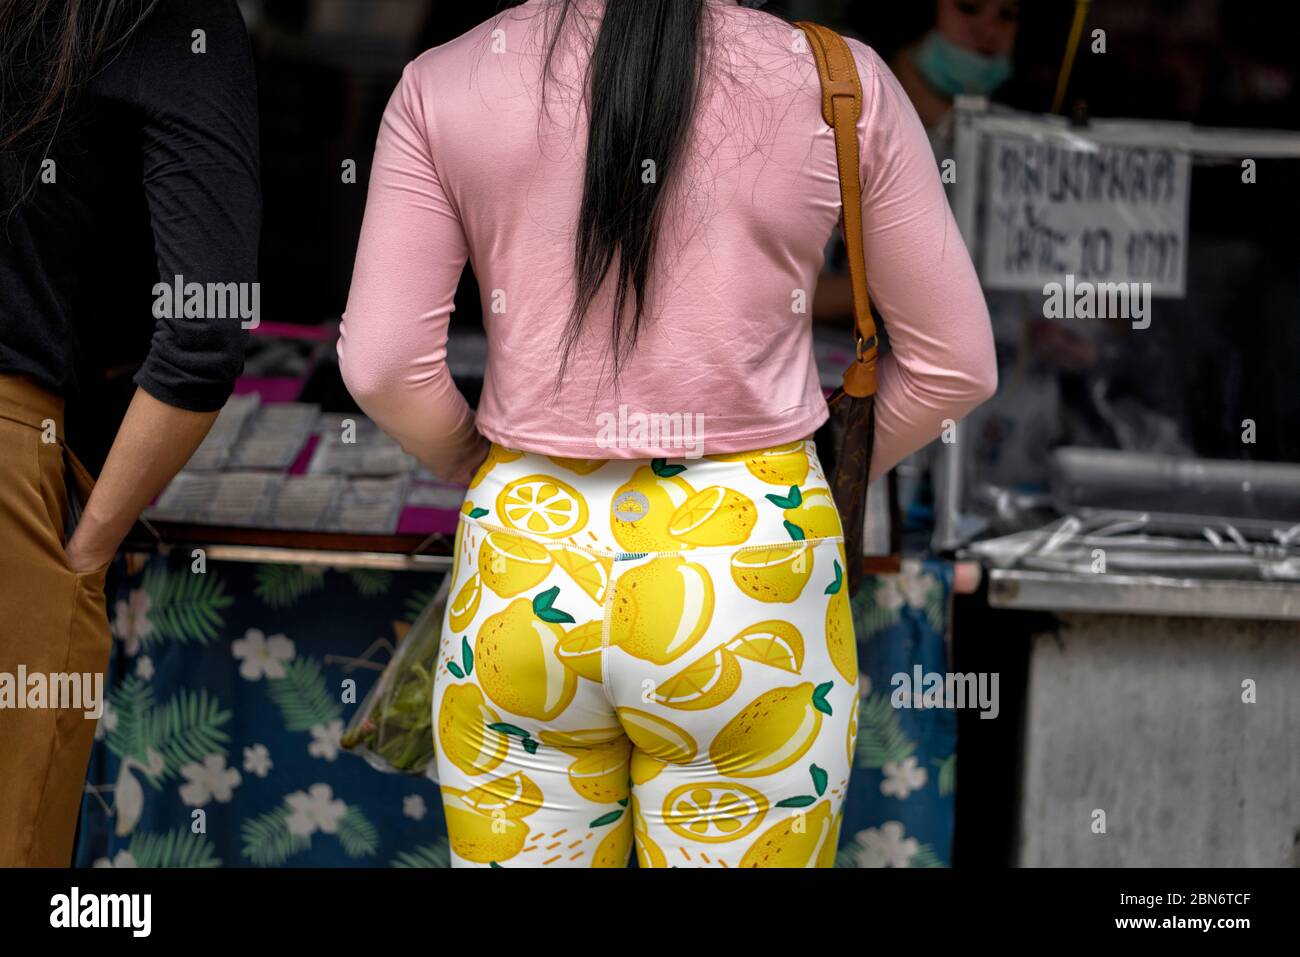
left=0, top=0, right=162, bottom=200
left=530, top=0, right=710, bottom=389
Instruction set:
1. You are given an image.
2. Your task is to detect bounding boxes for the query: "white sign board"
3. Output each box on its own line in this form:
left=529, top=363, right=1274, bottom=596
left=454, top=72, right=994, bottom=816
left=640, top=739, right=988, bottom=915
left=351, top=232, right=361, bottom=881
left=981, top=132, right=1191, bottom=297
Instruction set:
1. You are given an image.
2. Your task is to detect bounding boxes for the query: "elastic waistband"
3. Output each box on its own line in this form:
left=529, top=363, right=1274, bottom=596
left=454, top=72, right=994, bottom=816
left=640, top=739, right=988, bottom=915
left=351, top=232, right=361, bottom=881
left=463, top=439, right=843, bottom=555
left=0, top=374, right=64, bottom=436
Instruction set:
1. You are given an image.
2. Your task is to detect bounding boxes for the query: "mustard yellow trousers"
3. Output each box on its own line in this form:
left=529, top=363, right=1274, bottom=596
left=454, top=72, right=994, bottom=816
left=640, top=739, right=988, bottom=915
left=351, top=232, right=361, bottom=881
left=0, top=375, right=112, bottom=866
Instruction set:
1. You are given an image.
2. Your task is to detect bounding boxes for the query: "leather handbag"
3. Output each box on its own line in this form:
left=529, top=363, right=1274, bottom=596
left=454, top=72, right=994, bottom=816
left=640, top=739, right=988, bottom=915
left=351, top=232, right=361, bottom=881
left=797, top=21, right=880, bottom=598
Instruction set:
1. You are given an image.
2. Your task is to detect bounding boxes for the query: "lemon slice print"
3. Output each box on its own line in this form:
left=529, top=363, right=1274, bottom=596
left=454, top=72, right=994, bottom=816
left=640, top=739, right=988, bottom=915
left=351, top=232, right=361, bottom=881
left=478, top=530, right=554, bottom=597
left=667, top=485, right=758, bottom=546
left=448, top=573, right=482, bottom=631
left=547, top=543, right=612, bottom=603
left=709, top=682, right=831, bottom=778
left=663, top=782, right=770, bottom=844
left=497, top=475, right=589, bottom=538
left=650, top=645, right=743, bottom=711
left=730, top=543, right=813, bottom=603
left=555, top=620, right=606, bottom=683
left=728, top=619, right=805, bottom=673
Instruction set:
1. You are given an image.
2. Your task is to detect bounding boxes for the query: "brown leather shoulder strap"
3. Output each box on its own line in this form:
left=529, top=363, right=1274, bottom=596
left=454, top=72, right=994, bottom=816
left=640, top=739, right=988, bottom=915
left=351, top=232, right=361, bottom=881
left=796, top=21, right=878, bottom=398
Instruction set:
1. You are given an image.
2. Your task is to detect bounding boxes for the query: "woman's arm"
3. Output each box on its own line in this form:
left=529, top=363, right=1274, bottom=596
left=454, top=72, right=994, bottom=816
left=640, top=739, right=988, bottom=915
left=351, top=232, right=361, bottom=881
left=339, top=61, right=489, bottom=485
left=851, top=43, right=998, bottom=481
left=66, top=394, right=219, bottom=571
left=65, top=0, right=259, bottom=571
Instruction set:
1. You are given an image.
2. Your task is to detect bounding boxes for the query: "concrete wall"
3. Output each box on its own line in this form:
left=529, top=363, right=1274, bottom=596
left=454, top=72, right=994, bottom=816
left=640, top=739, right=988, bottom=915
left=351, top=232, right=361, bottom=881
left=1017, top=613, right=1300, bottom=867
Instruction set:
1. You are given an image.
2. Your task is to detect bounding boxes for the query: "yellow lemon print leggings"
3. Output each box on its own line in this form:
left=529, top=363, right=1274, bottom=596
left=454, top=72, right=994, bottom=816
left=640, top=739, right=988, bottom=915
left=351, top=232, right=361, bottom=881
left=432, top=440, right=859, bottom=867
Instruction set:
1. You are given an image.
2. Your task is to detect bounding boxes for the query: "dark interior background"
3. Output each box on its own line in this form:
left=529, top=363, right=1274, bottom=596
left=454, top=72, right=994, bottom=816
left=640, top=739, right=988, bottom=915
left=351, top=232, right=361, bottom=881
left=59, top=0, right=1300, bottom=869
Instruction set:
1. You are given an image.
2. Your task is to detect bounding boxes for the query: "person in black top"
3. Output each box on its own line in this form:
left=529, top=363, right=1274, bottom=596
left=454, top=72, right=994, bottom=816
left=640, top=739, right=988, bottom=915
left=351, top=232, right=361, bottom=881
left=0, top=0, right=259, bottom=865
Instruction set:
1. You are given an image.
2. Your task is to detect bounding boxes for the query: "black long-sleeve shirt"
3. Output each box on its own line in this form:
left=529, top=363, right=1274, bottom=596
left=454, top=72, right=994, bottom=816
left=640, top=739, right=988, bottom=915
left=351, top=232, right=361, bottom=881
left=0, top=0, right=259, bottom=412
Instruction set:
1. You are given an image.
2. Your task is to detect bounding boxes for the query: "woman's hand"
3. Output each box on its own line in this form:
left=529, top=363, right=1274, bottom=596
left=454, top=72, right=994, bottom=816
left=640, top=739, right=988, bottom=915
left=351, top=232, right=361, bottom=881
left=63, top=531, right=117, bottom=575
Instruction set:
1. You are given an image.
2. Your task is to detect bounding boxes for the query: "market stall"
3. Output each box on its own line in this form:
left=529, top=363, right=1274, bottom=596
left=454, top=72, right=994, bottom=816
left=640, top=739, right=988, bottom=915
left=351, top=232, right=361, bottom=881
left=74, top=323, right=960, bottom=868
left=941, top=102, right=1300, bottom=866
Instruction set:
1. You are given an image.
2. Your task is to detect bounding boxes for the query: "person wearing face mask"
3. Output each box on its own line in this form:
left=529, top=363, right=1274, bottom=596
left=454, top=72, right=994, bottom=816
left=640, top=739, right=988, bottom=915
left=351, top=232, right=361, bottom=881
left=892, top=0, right=1019, bottom=133
left=818, top=0, right=1017, bottom=322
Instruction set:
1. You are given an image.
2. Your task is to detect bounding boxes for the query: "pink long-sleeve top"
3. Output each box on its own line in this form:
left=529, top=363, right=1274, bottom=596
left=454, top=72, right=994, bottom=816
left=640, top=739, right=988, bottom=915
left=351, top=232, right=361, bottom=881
left=339, top=0, right=996, bottom=484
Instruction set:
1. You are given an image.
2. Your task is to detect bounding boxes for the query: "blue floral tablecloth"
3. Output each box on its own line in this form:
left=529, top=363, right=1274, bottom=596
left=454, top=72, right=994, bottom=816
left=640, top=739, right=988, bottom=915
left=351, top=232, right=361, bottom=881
left=75, top=553, right=956, bottom=868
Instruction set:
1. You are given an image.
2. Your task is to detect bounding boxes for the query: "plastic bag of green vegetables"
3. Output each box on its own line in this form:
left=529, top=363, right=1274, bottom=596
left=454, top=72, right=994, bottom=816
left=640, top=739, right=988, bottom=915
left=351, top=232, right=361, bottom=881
left=342, top=574, right=449, bottom=776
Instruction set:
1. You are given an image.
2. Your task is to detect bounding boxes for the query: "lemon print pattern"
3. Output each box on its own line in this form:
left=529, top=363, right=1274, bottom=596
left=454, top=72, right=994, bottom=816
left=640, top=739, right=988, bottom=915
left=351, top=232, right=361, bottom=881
left=431, top=441, right=858, bottom=867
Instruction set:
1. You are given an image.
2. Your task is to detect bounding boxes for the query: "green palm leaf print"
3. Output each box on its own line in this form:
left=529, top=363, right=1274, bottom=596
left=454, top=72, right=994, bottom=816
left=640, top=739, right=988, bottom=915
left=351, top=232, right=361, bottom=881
left=142, top=564, right=233, bottom=646
left=935, top=753, right=956, bottom=796
left=106, top=677, right=231, bottom=785
left=346, top=568, right=393, bottom=597
left=268, top=657, right=343, bottom=731
left=146, top=688, right=233, bottom=782
left=337, top=806, right=379, bottom=858
left=240, top=807, right=310, bottom=866
left=127, top=829, right=222, bottom=868
left=403, top=585, right=439, bottom=623
left=106, top=676, right=155, bottom=763
left=391, top=839, right=451, bottom=868
left=853, top=693, right=917, bottom=769
left=909, top=844, right=944, bottom=867
left=857, top=578, right=902, bottom=638
left=240, top=801, right=377, bottom=865
left=254, top=563, right=325, bottom=608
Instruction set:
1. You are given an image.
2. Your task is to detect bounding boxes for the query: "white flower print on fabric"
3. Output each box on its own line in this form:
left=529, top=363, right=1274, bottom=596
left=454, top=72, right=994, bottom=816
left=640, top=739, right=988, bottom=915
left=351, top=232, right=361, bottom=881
left=135, top=656, right=154, bottom=681
left=112, top=589, right=152, bottom=655
left=232, top=628, right=295, bottom=681
left=178, top=754, right=242, bottom=806
left=849, top=821, right=920, bottom=868
left=308, top=719, right=344, bottom=761
left=243, top=744, right=273, bottom=778
left=881, top=756, right=928, bottom=799
left=403, top=794, right=427, bottom=821
left=285, top=783, right=347, bottom=837
left=876, top=560, right=935, bottom=613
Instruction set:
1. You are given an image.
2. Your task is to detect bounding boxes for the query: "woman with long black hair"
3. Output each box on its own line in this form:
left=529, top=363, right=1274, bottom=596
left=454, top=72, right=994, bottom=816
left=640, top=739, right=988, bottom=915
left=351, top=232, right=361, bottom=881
left=341, top=0, right=995, bottom=866
left=0, top=0, right=259, bottom=865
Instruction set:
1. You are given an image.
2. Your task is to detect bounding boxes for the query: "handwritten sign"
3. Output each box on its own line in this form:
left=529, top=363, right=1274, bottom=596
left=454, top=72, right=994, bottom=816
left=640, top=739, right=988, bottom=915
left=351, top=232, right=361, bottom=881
left=981, top=133, right=1190, bottom=297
